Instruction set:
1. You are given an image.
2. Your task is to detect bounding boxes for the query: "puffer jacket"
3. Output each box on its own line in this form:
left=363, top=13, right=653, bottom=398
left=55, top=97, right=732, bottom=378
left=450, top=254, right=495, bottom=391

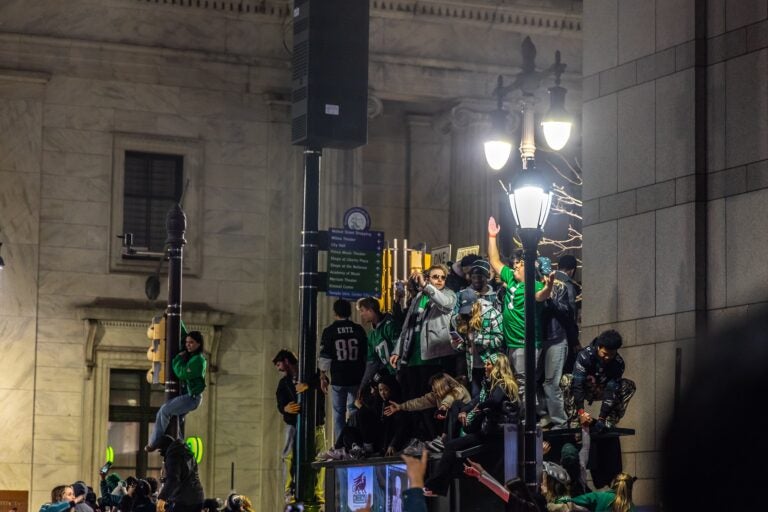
left=399, top=385, right=471, bottom=412
left=157, top=440, right=204, bottom=506
left=393, top=285, right=456, bottom=363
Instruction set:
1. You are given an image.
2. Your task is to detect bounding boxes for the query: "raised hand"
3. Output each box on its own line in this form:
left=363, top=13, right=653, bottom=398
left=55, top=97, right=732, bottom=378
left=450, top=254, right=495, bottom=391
left=488, top=216, right=501, bottom=237
left=401, top=449, right=428, bottom=488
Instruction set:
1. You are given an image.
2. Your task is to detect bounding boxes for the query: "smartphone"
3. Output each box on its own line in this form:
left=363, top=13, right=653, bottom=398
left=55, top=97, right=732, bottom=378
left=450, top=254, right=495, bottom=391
left=449, top=330, right=463, bottom=348
left=99, top=460, right=113, bottom=474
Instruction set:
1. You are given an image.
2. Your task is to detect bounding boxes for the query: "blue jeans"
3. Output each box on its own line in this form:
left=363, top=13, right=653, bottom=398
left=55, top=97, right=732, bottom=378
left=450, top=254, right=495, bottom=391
left=150, top=393, right=202, bottom=446
left=331, top=384, right=358, bottom=444
left=537, top=338, right=568, bottom=426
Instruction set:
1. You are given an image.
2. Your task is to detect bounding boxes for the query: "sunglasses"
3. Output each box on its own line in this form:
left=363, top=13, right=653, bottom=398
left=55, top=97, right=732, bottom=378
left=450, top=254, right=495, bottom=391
left=429, top=274, right=446, bottom=280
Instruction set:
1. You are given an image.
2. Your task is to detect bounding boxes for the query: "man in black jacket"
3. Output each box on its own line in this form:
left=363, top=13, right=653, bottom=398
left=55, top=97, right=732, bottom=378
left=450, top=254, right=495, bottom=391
left=564, top=330, right=635, bottom=432
left=274, top=349, right=326, bottom=505
left=556, top=255, right=581, bottom=373
left=537, top=256, right=571, bottom=429
left=156, top=435, right=204, bottom=512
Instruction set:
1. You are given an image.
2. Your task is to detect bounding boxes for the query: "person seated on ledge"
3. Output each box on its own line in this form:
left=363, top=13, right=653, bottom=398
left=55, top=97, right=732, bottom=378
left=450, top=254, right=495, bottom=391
left=422, top=352, right=519, bottom=496
left=384, top=371, right=471, bottom=452
left=146, top=331, right=207, bottom=452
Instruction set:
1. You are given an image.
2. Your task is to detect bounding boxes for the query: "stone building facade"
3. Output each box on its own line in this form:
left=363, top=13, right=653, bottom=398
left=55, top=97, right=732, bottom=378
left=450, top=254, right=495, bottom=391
left=580, top=0, right=768, bottom=505
left=0, top=0, right=582, bottom=510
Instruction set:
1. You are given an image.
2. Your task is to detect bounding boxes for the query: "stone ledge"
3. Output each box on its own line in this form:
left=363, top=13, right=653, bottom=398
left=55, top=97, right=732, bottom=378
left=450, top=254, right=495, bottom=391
left=128, top=0, right=291, bottom=17
left=77, top=298, right=233, bottom=326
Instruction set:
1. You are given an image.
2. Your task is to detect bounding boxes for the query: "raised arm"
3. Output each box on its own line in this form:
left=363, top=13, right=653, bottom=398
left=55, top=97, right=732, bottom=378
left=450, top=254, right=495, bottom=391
left=487, top=217, right=504, bottom=275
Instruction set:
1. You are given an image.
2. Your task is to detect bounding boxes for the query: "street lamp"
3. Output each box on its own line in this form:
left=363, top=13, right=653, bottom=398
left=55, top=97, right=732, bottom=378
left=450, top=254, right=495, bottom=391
left=484, top=36, right=566, bottom=493
left=483, top=37, right=572, bottom=170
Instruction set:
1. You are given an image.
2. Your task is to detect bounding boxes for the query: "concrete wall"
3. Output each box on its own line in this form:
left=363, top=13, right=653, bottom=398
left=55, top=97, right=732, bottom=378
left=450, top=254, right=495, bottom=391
left=581, top=0, right=768, bottom=505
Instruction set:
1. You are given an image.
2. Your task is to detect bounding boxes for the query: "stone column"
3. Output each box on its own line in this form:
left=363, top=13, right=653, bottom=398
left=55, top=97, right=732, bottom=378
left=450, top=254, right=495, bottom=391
left=445, top=101, right=504, bottom=255
left=405, top=114, right=452, bottom=251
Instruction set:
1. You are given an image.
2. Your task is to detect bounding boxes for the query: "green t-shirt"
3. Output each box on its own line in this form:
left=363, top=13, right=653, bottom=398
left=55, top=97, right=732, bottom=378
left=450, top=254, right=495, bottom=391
left=407, top=295, right=440, bottom=367
left=367, top=313, right=400, bottom=374
left=499, top=265, right=544, bottom=349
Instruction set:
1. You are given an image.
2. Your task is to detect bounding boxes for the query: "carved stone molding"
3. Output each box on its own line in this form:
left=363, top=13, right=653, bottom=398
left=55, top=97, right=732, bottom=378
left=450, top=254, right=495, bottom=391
left=129, top=0, right=291, bottom=17
left=79, top=299, right=233, bottom=381
left=368, top=93, right=384, bottom=119
left=372, top=0, right=581, bottom=32
left=125, top=0, right=581, bottom=34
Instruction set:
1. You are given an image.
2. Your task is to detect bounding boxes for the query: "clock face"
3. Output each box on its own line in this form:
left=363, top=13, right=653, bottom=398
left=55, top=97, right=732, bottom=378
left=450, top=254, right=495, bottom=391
left=347, top=212, right=367, bottom=230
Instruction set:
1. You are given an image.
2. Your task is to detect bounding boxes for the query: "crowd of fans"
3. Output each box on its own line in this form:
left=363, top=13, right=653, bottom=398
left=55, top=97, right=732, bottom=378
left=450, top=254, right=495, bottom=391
left=37, top=453, right=249, bottom=512
left=274, top=217, right=638, bottom=510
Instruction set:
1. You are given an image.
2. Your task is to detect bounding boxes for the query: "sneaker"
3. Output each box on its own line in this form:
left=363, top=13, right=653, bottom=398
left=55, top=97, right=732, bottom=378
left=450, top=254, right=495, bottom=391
left=425, top=437, right=445, bottom=453
left=402, top=439, right=426, bottom=457
left=349, top=443, right=365, bottom=460
left=317, top=447, right=349, bottom=461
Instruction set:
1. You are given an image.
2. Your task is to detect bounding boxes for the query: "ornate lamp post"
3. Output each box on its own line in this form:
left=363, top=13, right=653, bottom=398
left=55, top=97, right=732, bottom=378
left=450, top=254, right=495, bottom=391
left=484, top=36, right=569, bottom=492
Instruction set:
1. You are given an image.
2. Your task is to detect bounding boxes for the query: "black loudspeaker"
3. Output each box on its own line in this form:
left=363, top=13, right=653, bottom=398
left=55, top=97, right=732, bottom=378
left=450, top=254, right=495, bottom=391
left=291, top=0, right=369, bottom=149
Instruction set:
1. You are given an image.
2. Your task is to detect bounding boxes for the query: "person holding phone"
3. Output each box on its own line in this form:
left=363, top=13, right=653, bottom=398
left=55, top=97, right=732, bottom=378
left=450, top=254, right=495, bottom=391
left=390, top=265, right=457, bottom=440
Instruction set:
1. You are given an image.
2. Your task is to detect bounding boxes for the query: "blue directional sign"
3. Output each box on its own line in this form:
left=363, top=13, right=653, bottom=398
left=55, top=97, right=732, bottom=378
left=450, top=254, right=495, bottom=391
left=327, top=228, right=384, bottom=299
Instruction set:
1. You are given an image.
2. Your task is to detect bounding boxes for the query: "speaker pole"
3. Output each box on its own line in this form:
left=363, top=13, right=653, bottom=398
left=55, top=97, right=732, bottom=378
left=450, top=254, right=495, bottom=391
left=296, top=147, right=322, bottom=510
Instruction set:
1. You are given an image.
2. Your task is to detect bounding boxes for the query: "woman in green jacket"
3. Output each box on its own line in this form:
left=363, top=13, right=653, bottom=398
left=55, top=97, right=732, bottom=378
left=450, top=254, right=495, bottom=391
left=557, top=473, right=636, bottom=512
left=146, top=331, right=207, bottom=451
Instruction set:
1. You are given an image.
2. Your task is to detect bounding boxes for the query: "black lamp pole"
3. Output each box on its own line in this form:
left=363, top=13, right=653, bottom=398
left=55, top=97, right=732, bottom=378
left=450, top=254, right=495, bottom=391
left=295, top=148, right=322, bottom=510
left=518, top=225, right=541, bottom=493
left=165, top=203, right=186, bottom=435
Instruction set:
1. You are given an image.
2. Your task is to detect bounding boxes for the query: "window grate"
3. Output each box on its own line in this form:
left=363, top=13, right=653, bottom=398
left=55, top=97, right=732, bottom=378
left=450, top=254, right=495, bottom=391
left=123, top=151, right=183, bottom=254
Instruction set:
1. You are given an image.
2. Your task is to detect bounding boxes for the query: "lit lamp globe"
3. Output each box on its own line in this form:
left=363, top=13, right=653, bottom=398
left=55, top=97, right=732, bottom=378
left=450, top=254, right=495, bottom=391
left=541, top=85, right=572, bottom=151
left=508, top=170, right=553, bottom=232
left=484, top=109, right=512, bottom=171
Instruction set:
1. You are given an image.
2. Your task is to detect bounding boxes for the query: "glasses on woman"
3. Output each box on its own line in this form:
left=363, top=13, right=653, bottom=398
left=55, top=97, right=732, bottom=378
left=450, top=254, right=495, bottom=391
left=429, top=274, right=446, bottom=281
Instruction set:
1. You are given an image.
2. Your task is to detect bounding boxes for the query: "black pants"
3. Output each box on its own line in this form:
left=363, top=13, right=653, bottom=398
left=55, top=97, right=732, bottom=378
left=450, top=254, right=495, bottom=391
left=424, top=431, right=503, bottom=495
left=398, top=364, right=441, bottom=440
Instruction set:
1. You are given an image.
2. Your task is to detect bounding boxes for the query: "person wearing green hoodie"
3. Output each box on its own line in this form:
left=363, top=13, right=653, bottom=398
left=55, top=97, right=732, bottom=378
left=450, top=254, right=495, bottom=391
left=146, top=331, right=207, bottom=451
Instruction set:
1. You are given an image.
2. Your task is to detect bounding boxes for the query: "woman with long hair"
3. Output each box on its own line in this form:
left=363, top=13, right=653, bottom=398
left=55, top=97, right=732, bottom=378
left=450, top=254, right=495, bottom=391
left=40, top=486, right=82, bottom=512
left=146, top=330, right=207, bottom=451
left=559, top=473, right=635, bottom=512
left=384, top=371, right=471, bottom=450
left=422, top=353, right=520, bottom=496
left=452, top=295, right=504, bottom=398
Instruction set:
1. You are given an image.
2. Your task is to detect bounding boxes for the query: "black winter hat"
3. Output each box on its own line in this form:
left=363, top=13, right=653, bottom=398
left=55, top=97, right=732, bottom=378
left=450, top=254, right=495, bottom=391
left=72, top=482, right=88, bottom=497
